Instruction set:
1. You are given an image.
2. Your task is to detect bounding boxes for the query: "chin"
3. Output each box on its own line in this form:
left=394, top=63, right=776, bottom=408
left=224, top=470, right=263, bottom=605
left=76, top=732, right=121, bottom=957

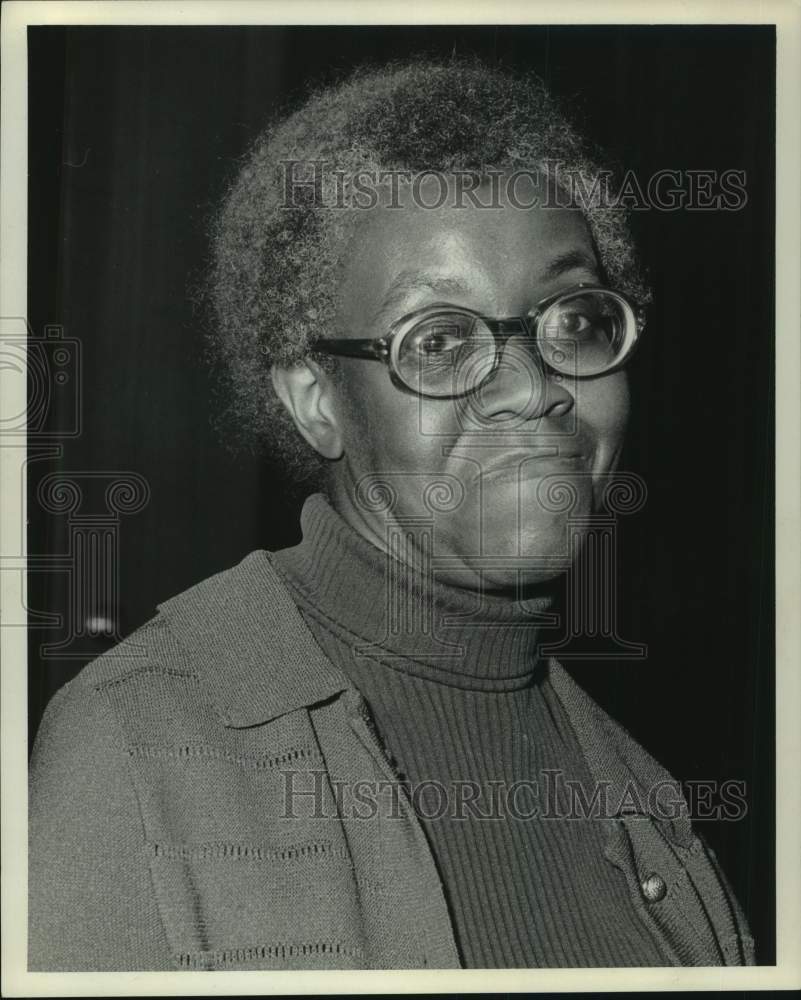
left=448, top=516, right=582, bottom=594
left=427, top=476, right=593, bottom=590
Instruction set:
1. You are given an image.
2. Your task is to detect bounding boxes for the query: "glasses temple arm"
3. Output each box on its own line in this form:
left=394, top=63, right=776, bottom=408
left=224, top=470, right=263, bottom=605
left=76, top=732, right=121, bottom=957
left=309, top=338, right=390, bottom=361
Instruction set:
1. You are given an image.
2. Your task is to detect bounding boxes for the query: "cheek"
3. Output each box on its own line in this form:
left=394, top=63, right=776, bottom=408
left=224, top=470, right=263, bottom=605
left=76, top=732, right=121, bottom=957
left=334, top=367, right=447, bottom=473
left=577, top=372, right=630, bottom=456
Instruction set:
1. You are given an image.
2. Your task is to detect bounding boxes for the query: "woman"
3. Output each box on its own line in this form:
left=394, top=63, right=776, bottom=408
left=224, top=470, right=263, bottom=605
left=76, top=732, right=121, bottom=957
left=28, top=58, right=754, bottom=971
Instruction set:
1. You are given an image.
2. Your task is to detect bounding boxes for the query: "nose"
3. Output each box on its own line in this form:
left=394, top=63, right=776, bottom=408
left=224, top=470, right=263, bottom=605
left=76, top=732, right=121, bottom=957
left=461, top=337, right=575, bottom=428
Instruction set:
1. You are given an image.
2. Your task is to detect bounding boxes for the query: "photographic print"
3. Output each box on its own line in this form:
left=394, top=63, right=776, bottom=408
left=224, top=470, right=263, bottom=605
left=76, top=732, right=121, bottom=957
left=2, top=1, right=799, bottom=993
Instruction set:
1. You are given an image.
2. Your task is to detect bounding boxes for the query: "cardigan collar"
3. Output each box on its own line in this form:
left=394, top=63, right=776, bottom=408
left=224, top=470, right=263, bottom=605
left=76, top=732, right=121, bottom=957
left=156, top=548, right=350, bottom=728
left=156, top=543, right=694, bottom=849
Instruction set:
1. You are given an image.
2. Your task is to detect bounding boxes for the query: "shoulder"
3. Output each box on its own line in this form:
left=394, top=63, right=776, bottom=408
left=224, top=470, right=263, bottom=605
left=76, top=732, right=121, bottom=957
left=42, top=550, right=271, bottom=694
left=30, top=615, right=198, bottom=797
left=32, top=552, right=273, bottom=756
left=33, top=546, right=347, bottom=759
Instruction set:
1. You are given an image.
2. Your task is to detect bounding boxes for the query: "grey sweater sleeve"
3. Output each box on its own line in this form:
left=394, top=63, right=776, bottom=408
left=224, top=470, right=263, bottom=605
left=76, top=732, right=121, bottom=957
left=28, top=678, right=173, bottom=971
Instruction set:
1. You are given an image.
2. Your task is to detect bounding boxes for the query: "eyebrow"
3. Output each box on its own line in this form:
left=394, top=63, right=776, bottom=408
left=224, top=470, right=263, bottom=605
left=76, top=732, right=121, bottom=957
left=539, top=249, right=601, bottom=282
left=383, top=271, right=470, bottom=303
left=370, top=271, right=470, bottom=328
left=371, top=250, right=601, bottom=328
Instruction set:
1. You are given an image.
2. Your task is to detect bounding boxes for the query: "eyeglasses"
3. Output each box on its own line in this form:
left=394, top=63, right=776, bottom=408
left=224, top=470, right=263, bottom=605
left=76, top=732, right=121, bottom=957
left=309, top=283, right=646, bottom=399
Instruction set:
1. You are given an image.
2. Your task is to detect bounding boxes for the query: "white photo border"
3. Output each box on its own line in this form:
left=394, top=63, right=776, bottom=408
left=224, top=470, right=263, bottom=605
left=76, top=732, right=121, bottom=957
left=2, top=1, right=799, bottom=995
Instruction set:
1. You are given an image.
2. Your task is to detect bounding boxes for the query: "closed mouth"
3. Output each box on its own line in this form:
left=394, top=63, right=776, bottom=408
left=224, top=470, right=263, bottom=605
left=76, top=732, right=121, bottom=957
left=475, top=452, right=587, bottom=484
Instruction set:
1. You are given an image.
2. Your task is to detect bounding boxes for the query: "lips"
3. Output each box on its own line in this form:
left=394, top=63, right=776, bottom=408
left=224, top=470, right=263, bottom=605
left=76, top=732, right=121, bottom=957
left=474, top=451, right=587, bottom=485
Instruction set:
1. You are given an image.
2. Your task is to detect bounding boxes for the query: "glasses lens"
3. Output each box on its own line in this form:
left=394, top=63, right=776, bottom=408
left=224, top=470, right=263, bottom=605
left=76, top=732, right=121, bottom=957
left=396, top=311, right=496, bottom=397
left=537, top=290, right=635, bottom=376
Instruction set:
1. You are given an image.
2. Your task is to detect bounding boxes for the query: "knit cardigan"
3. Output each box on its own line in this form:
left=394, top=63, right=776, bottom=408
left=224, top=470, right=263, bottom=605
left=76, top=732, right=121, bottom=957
left=28, top=549, right=755, bottom=971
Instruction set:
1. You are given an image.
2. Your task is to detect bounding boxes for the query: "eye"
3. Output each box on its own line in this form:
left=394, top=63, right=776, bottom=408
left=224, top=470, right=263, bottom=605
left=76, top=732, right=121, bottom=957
left=396, top=310, right=497, bottom=394
left=556, top=309, right=593, bottom=335
left=418, top=329, right=465, bottom=356
left=537, top=288, right=636, bottom=377
left=403, top=315, right=474, bottom=361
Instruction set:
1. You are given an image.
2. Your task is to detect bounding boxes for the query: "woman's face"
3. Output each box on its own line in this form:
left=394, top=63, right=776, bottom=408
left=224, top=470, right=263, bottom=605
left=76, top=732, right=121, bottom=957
left=325, top=176, right=630, bottom=592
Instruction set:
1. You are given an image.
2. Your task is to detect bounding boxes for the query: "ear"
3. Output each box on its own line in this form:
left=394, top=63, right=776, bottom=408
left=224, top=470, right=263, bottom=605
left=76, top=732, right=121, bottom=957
left=271, top=360, right=344, bottom=460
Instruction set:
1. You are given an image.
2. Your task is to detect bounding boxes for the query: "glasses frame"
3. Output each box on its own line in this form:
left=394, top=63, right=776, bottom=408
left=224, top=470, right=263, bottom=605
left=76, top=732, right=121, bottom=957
left=308, top=282, right=647, bottom=399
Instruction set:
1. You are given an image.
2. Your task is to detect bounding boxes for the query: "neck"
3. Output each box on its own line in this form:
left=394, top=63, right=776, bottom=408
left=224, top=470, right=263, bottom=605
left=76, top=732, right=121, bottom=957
left=271, top=493, right=557, bottom=688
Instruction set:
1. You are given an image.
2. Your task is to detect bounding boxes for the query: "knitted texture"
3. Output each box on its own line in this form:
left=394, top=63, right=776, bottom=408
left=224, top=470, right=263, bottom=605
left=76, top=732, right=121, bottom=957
left=273, top=494, right=666, bottom=967
left=28, top=508, right=755, bottom=970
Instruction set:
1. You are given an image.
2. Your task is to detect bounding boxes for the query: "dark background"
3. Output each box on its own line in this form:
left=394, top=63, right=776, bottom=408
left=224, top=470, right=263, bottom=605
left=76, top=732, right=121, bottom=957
left=27, top=25, right=775, bottom=962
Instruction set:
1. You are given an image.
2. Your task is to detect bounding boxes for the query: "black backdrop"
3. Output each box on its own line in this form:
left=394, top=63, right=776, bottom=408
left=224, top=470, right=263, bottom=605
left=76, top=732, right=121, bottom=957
left=27, top=25, right=775, bottom=962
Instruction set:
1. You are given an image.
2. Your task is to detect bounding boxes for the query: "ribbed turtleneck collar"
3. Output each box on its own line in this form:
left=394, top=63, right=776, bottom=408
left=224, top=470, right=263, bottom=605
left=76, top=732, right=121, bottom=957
left=270, top=493, right=555, bottom=691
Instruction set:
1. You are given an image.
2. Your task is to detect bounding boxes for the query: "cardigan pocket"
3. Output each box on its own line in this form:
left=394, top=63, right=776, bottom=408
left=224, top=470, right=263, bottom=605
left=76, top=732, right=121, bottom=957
left=145, top=837, right=367, bottom=970
left=123, top=724, right=370, bottom=969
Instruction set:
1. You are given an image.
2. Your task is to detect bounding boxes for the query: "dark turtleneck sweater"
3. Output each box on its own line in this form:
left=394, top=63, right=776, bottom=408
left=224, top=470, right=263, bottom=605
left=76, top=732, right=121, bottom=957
left=271, top=494, right=665, bottom=969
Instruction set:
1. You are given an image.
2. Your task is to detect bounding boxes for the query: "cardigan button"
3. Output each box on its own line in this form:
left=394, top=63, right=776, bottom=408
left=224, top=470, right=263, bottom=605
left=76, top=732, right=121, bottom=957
left=641, top=873, right=667, bottom=902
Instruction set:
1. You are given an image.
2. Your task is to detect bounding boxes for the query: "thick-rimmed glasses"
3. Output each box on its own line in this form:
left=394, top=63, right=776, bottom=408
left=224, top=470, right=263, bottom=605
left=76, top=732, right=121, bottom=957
left=309, top=283, right=646, bottom=399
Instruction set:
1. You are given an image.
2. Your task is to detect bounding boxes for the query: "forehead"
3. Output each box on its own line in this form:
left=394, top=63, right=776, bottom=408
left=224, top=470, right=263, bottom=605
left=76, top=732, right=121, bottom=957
left=338, top=173, right=598, bottom=327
